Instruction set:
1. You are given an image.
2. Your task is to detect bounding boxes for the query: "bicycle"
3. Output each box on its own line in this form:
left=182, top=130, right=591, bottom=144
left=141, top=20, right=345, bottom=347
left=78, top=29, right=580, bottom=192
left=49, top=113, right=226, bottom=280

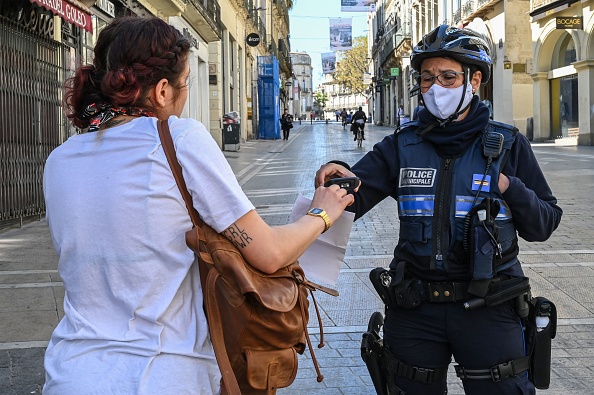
left=355, top=122, right=364, bottom=147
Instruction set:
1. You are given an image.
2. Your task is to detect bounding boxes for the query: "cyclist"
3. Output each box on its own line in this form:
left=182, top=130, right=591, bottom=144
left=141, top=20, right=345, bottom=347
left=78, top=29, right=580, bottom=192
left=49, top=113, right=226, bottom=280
left=340, top=108, right=348, bottom=128
left=351, top=106, right=367, bottom=141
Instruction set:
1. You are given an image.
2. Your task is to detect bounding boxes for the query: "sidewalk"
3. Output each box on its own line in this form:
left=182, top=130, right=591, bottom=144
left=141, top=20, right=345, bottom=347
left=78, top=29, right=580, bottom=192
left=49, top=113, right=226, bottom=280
left=1, top=121, right=594, bottom=394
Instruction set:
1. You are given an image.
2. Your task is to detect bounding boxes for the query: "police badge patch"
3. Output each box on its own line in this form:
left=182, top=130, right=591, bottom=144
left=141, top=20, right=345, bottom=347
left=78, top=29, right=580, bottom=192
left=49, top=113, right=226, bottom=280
left=399, top=168, right=436, bottom=187
left=472, top=174, right=491, bottom=191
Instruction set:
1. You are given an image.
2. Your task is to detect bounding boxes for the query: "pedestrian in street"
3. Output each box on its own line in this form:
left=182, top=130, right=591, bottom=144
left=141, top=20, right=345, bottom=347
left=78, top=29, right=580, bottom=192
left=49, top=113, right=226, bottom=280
left=280, top=108, right=293, bottom=140
left=315, top=24, right=562, bottom=395
left=397, top=104, right=405, bottom=127
left=335, top=109, right=340, bottom=122
left=42, top=16, right=354, bottom=395
left=340, top=108, right=348, bottom=128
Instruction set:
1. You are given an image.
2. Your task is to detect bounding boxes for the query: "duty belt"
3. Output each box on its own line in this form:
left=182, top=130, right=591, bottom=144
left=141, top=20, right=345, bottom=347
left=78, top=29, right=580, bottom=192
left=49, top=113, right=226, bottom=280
left=422, top=281, right=471, bottom=303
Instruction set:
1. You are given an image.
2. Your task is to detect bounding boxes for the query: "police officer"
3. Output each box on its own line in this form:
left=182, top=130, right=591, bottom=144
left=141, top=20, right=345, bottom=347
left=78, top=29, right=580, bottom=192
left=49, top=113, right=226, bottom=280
left=316, top=24, right=562, bottom=394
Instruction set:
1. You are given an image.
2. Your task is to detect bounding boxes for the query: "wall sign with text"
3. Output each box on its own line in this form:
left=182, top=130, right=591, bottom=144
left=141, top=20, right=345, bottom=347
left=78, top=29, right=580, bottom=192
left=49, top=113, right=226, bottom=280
left=556, top=17, right=582, bottom=29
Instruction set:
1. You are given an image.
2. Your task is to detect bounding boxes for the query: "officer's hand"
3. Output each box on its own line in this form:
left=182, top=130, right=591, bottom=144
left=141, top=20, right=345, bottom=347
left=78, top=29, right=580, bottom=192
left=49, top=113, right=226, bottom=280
left=499, top=173, right=510, bottom=193
left=315, top=163, right=359, bottom=191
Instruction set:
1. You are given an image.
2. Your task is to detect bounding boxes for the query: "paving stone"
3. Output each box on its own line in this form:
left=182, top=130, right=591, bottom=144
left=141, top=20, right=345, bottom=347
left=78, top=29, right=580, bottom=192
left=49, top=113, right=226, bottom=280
left=2, top=124, right=594, bottom=394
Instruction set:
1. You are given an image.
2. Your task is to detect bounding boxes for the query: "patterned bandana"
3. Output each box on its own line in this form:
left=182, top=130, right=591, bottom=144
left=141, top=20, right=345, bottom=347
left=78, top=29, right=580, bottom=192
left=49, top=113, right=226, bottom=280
left=83, top=103, right=156, bottom=132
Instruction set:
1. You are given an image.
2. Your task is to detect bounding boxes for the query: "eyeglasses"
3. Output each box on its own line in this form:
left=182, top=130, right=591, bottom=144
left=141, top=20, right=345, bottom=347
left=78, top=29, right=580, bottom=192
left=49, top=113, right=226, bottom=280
left=417, top=71, right=464, bottom=88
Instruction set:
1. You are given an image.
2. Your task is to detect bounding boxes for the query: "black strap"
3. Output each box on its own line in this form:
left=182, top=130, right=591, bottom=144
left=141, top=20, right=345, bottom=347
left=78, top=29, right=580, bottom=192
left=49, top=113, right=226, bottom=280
left=454, top=355, right=530, bottom=382
left=384, top=347, right=448, bottom=384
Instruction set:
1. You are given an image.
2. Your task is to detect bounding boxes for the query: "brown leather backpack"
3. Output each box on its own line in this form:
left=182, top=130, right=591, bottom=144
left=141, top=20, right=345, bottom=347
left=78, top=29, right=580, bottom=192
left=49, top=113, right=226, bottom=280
left=158, top=120, right=336, bottom=394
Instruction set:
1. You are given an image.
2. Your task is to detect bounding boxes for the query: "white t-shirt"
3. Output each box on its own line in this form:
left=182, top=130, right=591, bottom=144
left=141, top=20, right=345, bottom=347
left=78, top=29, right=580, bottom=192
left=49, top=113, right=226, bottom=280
left=42, top=117, right=254, bottom=394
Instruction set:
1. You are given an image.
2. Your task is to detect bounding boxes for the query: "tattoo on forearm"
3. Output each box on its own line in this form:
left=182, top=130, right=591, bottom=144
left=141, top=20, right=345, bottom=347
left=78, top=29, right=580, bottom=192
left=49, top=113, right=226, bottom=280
left=223, top=223, right=253, bottom=249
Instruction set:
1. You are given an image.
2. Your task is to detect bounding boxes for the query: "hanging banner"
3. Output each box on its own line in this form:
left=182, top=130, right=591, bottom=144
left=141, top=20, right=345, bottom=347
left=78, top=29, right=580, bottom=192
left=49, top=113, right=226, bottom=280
left=341, top=0, right=377, bottom=12
left=321, top=52, right=337, bottom=74
left=329, top=18, right=353, bottom=50
left=28, top=0, right=93, bottom=32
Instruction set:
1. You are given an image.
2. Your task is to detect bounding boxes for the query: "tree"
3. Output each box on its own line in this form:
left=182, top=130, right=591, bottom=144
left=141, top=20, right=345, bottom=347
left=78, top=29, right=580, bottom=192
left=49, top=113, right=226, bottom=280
left=313, top=90, right=329, bottom=113
left=333, top=36, right=370, bottom=97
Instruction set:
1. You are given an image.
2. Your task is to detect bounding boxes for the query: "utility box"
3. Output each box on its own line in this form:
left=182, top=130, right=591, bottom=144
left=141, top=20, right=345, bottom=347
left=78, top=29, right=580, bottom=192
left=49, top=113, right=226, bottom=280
left=223, top=112, right=241, bottom=151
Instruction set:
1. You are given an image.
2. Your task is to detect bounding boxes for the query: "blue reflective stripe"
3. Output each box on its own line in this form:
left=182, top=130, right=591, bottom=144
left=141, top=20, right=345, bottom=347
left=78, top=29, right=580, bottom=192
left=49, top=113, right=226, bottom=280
left=399, top=195, right=435, bottom=216
left=455, top=196, right=512, bottom=219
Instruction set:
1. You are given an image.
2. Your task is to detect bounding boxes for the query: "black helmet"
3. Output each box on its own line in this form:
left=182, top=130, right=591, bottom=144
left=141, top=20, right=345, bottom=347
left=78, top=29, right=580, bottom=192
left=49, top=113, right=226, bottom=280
left=411, top=24, right=492, bottom=83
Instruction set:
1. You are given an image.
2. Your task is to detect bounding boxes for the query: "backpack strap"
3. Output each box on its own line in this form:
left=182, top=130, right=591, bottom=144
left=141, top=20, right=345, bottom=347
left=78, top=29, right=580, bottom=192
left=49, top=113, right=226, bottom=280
left=157, top=119, right=241, bottom=395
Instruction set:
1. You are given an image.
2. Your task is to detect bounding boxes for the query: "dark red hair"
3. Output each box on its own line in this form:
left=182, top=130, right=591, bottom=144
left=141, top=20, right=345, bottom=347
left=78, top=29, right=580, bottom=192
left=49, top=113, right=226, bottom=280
left=64, top=16, right=191, bottom=129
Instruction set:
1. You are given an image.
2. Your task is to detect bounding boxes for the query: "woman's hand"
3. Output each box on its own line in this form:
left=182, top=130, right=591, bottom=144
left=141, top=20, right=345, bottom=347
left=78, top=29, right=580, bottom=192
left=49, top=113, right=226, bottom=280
left=310, top=182, right=355, bottom=227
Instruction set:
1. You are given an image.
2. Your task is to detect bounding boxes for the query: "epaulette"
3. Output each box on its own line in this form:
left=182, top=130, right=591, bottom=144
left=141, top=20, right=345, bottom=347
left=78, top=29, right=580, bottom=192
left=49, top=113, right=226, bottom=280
left=487, top=120, right=518, bottom=136
left=395, top=120, right=419, bottom=134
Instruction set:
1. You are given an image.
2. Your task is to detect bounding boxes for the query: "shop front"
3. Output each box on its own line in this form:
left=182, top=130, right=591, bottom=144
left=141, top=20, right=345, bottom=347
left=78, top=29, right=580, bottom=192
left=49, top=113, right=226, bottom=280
left=0, top=0, right=91, bottom=223
left=531, top=3, right=594, bottom=145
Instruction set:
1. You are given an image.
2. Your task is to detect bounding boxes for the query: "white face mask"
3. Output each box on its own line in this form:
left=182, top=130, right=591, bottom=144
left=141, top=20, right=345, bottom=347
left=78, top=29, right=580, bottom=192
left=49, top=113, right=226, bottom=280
left=422, top=82, right=474, bottom=121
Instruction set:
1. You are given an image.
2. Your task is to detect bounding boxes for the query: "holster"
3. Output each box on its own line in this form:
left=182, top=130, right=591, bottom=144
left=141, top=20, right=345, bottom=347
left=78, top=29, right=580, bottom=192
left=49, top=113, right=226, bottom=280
left=526, top=296, right=557, bottom=389
left=361, top=312, right=388, bottom=395
left=370, top=264, right=423, bottom=309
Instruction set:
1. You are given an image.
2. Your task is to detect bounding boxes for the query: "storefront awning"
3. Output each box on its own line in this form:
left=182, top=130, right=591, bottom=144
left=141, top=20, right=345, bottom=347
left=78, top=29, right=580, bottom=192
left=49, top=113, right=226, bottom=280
left=28, top=0, right=93, bottom=33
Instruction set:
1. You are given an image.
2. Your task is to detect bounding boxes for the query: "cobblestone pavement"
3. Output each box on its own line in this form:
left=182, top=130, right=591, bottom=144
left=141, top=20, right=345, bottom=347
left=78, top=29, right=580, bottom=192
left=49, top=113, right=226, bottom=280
left=1, top=120, right=594, bottom=394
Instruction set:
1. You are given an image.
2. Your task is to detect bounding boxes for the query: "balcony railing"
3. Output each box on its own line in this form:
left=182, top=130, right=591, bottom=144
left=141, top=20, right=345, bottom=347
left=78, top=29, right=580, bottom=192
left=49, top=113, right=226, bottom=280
left=184, top=0, right=221, bottom=40
left=462, top=0, right=475, bottom=19
left=275, top=0, right=289, bottom=22
left=452, top=8, right=462, bottom=25
left=394, top=24, right=411, bottom=51
left=531, top=0, right=556, bottom=12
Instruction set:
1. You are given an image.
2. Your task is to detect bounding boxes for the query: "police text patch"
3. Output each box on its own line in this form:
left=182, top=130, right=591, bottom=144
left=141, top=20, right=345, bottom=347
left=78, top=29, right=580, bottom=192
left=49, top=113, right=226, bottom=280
left=399, top=168, right=436, bottom=188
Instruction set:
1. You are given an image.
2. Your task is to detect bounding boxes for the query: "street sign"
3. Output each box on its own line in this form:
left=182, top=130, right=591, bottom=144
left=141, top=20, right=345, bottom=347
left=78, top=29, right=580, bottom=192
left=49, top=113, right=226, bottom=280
left=390, top=67, right=400, bottom=76
left=246, top=33, right=261, bottom=47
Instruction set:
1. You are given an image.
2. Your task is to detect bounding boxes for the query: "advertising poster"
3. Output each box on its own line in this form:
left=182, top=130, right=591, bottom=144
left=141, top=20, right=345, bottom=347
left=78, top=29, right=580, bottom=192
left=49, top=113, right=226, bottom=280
left=329, top=18, right=353, bottom=50
left=341, top=0, right=377, bottom=12
left=321, top=52, right=337, bottom=74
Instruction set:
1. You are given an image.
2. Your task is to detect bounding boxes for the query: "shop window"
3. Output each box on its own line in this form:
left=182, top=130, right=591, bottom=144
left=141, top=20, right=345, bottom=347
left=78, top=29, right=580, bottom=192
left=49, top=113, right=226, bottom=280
left=550, top=75, right=578, bottom=138
left=549, top=33, right=578, bottom=139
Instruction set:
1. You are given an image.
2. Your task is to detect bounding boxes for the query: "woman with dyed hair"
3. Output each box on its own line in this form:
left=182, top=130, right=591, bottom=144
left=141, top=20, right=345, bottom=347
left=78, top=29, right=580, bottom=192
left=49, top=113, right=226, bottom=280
left=43, top=16, right=353, bottom=394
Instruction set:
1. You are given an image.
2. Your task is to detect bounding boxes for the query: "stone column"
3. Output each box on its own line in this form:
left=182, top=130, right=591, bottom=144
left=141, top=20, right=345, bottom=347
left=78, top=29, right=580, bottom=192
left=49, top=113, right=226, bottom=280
left=530, top=72, right=550, bottom=142
left=573, top=60, right=594, bottom=146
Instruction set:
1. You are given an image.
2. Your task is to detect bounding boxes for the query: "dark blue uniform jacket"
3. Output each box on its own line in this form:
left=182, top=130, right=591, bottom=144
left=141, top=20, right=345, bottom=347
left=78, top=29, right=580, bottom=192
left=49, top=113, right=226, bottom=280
left=344, top=98, right=562, bottom=281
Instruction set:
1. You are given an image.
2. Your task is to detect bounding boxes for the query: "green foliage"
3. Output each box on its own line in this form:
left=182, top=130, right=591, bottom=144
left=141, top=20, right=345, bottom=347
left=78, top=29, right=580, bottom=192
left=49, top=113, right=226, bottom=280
left=333, top=36, right=369, bottom=97
left=313, top=91, right=329, bottom=110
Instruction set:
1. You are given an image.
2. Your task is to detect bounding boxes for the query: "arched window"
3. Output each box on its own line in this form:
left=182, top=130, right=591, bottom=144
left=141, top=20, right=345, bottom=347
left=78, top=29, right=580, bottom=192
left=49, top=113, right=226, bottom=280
left=554, top=33, right=577, bottom=68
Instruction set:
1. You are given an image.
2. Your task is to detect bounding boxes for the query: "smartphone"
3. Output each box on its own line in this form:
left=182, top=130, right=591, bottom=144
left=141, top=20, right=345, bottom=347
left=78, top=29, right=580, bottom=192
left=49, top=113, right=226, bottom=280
left=324, top=177, right=360, bottom=192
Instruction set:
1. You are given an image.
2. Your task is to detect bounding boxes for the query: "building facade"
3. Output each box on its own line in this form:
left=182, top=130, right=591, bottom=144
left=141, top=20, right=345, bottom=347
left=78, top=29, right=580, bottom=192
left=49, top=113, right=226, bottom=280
left=530, top=0, right=594, bottom=145
left=368, top=0, right=536, bottom=137
left=1, top=0, right=293, bottom=225
left=290, top=52, right=314, bottom=118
